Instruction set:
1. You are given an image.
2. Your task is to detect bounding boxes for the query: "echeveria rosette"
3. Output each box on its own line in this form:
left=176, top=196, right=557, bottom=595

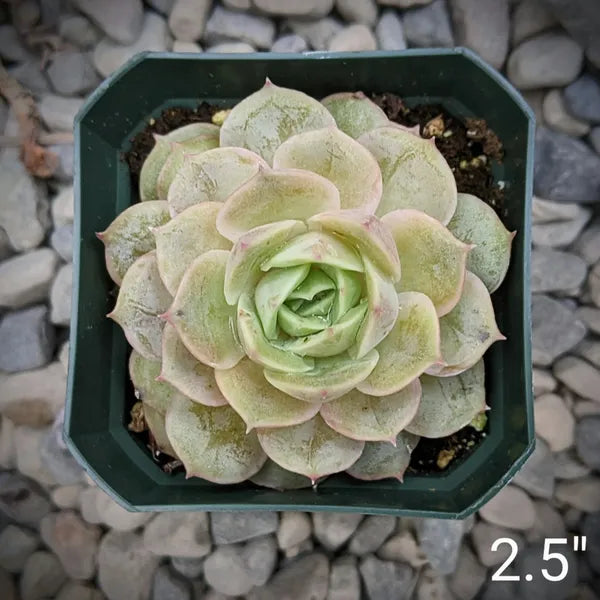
left=100, top=80, right=514, bottom=488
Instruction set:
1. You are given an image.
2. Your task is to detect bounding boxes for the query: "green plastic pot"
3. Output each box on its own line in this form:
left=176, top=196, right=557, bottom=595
left=65, top=49, right=534, bottom=518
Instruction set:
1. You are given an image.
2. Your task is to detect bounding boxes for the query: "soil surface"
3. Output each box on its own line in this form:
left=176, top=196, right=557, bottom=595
left=123, top=96, right=506, bottom=479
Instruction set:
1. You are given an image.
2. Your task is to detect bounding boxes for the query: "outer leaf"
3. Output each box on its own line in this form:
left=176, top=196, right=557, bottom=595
left=347, top=432, right=420, bottom=482
left=144, top=403, right=178, bottom=457
left=447, top=192, right=515, bottom=292
left=224, top=220, right=307, bottom=305
left=351, top=256, right=399, bottom=360
left=357, top=292, right=440, bottom=396
left=154, top=202, right=232, bottom=296
left=160, top=323, right=228, bottom=407
left=308, top=210, right=401, bottom=281
left=165, top=397, right=267, bottom=483
left=321, top=91, right=389, bottom=139
left=129, top=349, right=182, bottom=415
left=168, top=147, right=268, bottom=216
left=219, top=78, right=336, bottom=164
left=405, top=360, right=487, bottom=438
left=237, top=293, right=314, bottom=373
left=257, top=414, right=364, bottom=483
left=359, top=126, right=457, bottom=224
left=320, top=379, right=421, bottom=443
left=216, top=168, right=340, bottom=242
left=108, top=251, right=172, bottom=360
left=262, top=231, right=364, bottom=273
left=215, top=358, right=320, bottom=432
left=250, top=459, right=312, bottom=490
left=167, top=250, right=244, bottom=369
left=273, top=126, right=382, bottom=212
left=98, top=201, right=170, bottom=286
left=264, top=350, right=379, bottom=403
left=427, top=272, right=505, bottom=377
left=382, top=209, right=470, bottom=316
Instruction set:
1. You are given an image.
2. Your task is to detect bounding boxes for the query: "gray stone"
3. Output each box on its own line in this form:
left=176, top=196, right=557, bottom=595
left=204, top=6, right=275, bottom=49
left=55, top=582, right=105, bottom=600
left=525, top=500, right=567, bottom=544
left=20, top=551, right=66, bottom=600
left=168, top=0, right=211, bottom=42
left=336, top=0, right=378, bottom=26
left=564, top=75, right=600, bottom=125
left=415, top=567, right=452, bottom=600
left=46, top=50, right=100, bottom=96
left=472, top=521, right=525, bottom=567
left=535, top=126, right=600, bottom=204
left=348, top=516, right=396, bottom=555
left=328, top=24, right=377, bottom=51
left=312, top=512, right=363, bottom=550
left=93, top=13, right=171, bottom=78
left=58, top=15, right=102, bottom=48
left=92, top=488, right=153, bottom=531
left=0, top=306, right=55, bottom=373
left=0, top=416, right=16, bottom=469
left=556, top=477, right=600, bottom=512
left=531, top=249, right=587, bottom=293
left=479, top=485, right=536, bottom=530
left=532, top=209, right=591, bottom=247
left=39, top=94, right=84, bottom=133
left=247, top=553, right=329, bottom=600
left=532, top=195, right=586, bottom=223
left=205, top=41, right=255, bottom=52
left=403, top=0, right=454, bottom=47
left=147, top=0, right=175, bottom=14
left=542, top=89, right=591, bottom=137
left=172, top=40, right=202, bottom=52
left=513, top=437, right=555, bottom=498
left=253, top=0, right=334, bottom=18
left=359, top=554, right=414, bottom=600
left=417, top=518, right=465, bottom=574
left=12, top=0, right=40, bottom=29
left=152, top=566, right=192, bottom=600
left=532, top=294, right=587, bottom=366
left=51, top=484, right=84, bottom=510
left=450, top=0, right=510, bottom=69
left=0, top=164, right=49, bottom=252
left=574, top=400, right=600, bottom=418
left=377, top=530, right=427, bottom=567
left=508, top=33, right=583, bottom=90
left=7, top=61, right=50, bottom=95
left=47, top=142, right=73, bottom=182
left=591, top=261, right=600, bottom=307
left=554, top=450, right=591, bottom=480
left=532, top=368, right=556, bottom=396
left=576, top=416, right=600, bottom=471
left=0, top=472, right=51, bottom=526
left=375, top=10, right=406, bottom=50
left=98, top=531, right=160, bottom=600
left=50, top=264, right=72, bottom=326
left=590, top=126, right=600, bottom=155
left=59, top=340, right=69, bottom=373
left=0, top=525, right=38, bottom=573
left=52, top=186, right=74, bottom=226
left=577, top=307, right=600, bottom=335
left=51, top=224, right=73, bottom=262
left=14, top=425, right=57, bottom=487
left=582, top=512, right=600, bottom=573
left=534, top=394, right=575, bottom=452
left=449, top=546, right=486, bottom=600
left=211, top=511, right=278, bottom=544
left=143, top=512, right=211, bottom=558
left=72, top=0, right=144, bottom=44
left=223, top=0, right=251, bottom=8
left=0, top=25, right=31, bottom=62
left=40, top=413, right=84, bottom=485
left=327, top=556, right=359, bottom=600
left=554, top=356, right=600, bottom=402
left=170, top=556, right=204, bottom=579
left=287, top=17, right=343, bottom=50
left=511, top=0, right=557, bottom=46
left=0, top=361, right=66, bottom=427
left=0, top=569, right=17, bottom=600
left=277, top=511, right=312, bottom=550
left=271, top=34, right=308, bottom=53
left=40, top=511, right=101, bottom=580
left=378, top=0, right=433, bottom=6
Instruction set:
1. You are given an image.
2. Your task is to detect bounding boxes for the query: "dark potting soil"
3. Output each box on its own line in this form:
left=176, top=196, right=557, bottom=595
left=123, top=94, right=505, bottom=479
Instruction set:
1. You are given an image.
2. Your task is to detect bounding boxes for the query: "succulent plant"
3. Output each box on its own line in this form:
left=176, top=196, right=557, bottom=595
left=99, top=80, right=513, bottom=488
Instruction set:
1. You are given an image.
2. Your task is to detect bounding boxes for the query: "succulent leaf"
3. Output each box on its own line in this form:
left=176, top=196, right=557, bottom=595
left=168, top=147, right=268, bottom=216
left=308, top=210, right=401, bottom=281
left=427, top=272, right=504, bottom=377
left=288, top=268, right=335, bottom=301
left=98, top=201, right=171, bottom=286
left=108, top=251, right=172, bottom=360
left=318, top=266, right=363, bottom=323
left=321, top=92, right=389, bottom=139
left=257, top=414, right=364, bottom=483
left=250, top=459, right=313, bottom=490
left=278, top=305, right=330, bottom=337
left=273, top=126, right=382, bottom=212
left=144, top=403, right=178, bottom=457
left=320, top=379, right=421, bottom=443
left=160, top=324, right=228, bottom=407
left=216, top=168, right=340, bottom=242
left=167, top=250, right=244, bottom=369
left=405, top=360, right=486, bottom=438
left=347, top=432, right=420, bottom=482
left=165, top=397, right=267, bottom=483
left=219, top=79, right=336, bottom=164
left=215, top=358, right=320, bottom=431
left=447, top=192, right=514, bottom=292
left=154, top=202, right=232, bottom=296
left=264, top=350, right=379, bottom=403
left=359, top=126, right=457, bottom=223
left=382, top=209, right=470, bottom=316
left=357, top=291, right=440, bottom=396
